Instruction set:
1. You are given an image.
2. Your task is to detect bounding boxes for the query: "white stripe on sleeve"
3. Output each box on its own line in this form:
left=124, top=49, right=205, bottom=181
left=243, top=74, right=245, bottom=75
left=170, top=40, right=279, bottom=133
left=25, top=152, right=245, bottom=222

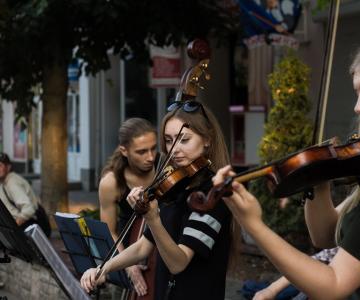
left=189, top=212, right=221, bottom=233
left=183, top=227, right=215, bottom=249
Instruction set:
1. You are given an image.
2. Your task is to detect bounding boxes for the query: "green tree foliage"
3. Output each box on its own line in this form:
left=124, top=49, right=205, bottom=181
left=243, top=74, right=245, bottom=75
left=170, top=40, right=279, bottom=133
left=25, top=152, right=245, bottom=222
left=315, top=0, right=331, bottom=11
left=0, top=0, right=235, bottom=214
left=250, top=52, right=313, bottom=240
left=0, top=0, right=234, bottom=116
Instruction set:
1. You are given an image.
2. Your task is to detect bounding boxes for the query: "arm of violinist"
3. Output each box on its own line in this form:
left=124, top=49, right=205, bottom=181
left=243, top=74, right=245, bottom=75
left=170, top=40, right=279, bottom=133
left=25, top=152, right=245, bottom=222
left=253, top=276, right=291, bottom=300
left=99, top=176, right=149, bottom=296
left=245, top=218, right=360, bottom=300
left=99, top=173, right=125, bottom=252
left=213, top=166, right=360, bottom=300
left=81, top=236, right=153, bottom=293
left=144, top=199, right=194, bottom=274
left=104, top=236, right=154, bottom=274
left=304, top=183, right=342, bottom=249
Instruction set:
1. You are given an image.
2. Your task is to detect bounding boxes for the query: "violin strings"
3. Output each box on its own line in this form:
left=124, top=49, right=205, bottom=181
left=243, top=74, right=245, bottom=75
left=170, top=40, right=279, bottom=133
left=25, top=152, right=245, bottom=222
left=314, top=137, right=339, bottom=147
left=152, top=123, right=188, bottom=184
left=161, top=133, right=186, bottom=172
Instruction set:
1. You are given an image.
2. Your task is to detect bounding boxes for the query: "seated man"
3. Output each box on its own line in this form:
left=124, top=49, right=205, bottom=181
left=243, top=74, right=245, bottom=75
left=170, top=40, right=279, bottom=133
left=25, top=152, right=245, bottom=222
left=0, top=152, right=50, bottom=236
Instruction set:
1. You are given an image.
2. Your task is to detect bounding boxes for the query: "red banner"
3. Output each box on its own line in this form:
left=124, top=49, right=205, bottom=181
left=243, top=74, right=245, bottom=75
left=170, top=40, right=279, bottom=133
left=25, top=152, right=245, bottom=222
left=149, top=45, right=181, bottom=88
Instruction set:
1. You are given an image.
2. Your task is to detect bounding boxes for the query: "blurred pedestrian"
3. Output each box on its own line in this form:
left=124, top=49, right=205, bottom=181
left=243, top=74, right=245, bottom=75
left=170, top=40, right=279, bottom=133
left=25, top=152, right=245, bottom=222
left=0, top=152, right=51, bottom=236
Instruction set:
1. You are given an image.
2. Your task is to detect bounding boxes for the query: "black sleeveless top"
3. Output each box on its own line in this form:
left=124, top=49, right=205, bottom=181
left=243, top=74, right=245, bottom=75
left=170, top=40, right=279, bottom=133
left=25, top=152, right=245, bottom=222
left=116, top=185, right=134, bottom=247
left=116, top=152, right=162, bottom=246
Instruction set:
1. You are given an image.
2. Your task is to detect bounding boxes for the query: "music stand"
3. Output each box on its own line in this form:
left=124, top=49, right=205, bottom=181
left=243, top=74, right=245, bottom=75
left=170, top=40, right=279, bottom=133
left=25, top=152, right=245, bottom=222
left=0, top=198, right=42, bottom=264
left=83, top=217, right=132, bottom=288
left=25, top=224, right=91, bottom=300
left=54, top=214, right=132, bottom=290
left=0, top=199, right=90, bottom=300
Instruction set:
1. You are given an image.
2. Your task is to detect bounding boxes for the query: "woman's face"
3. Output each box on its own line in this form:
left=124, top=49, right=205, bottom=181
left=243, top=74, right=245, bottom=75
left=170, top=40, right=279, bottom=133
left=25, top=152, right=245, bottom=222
left=353, top=71, right=360, bottom=115
left=164, top=118, right=208, bottom=167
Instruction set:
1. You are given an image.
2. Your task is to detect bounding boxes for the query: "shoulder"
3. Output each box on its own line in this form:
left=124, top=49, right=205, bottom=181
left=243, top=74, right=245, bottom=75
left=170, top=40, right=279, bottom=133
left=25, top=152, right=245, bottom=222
left=99, top=171, right=117, bottom=188
left=99, top=172, right=120, bottom=202
left=5, top=172, right=27, bottom=186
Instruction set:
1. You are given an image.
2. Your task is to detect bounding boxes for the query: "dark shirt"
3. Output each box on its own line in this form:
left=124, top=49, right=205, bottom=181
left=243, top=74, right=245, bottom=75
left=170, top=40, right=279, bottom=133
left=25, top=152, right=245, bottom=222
left=143, top=173, right=231, bottom=300
left=339, top=202, right=360, bottom=300
left=117, top=153, right=162, bottom=246
left=117, top=185, right=133, bottom=247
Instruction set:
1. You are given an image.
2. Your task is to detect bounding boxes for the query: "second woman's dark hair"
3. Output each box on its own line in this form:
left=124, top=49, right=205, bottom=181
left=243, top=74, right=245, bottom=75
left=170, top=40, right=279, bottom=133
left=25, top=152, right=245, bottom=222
left=101, top=118, right=156, bottom=196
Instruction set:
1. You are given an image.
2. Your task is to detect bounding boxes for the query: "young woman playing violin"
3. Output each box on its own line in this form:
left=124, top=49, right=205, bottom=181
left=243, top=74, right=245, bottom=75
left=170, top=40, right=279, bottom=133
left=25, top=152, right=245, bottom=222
left=99, top=118, right=158, bottom=297
left=80, top=100, right=232, bottom=300
left=213, top=50, right=360, bottom=300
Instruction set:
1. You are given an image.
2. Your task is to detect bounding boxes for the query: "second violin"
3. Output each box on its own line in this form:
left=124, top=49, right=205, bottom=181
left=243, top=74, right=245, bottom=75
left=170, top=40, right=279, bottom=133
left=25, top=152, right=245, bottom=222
left=188, top=137, right=360, bottom=213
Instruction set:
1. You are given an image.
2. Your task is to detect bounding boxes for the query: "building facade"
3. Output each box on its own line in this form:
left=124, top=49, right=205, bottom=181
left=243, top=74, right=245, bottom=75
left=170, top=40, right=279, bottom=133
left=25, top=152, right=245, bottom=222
left=1, top=0, right=359, bottom=190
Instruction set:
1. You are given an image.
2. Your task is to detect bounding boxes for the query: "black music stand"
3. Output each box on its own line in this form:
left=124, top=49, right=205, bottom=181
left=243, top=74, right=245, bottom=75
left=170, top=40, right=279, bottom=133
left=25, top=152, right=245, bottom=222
left=0, top=199, right=90, bottom=300
left=0, top=198, right=42, bottom=264
left=54, top=214, right=132, bottom=291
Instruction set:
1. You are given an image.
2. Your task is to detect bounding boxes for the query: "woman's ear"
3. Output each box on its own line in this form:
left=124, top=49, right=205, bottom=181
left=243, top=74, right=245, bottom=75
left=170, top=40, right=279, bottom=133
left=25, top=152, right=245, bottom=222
left=118, top=145, right=128, bottom=157
left=203, top=137, right=210, bottom=148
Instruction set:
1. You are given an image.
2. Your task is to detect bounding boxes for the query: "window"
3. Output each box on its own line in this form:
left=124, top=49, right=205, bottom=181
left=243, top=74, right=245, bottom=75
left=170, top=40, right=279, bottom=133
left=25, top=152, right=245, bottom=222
left=67, top=92, right=80, bottom=153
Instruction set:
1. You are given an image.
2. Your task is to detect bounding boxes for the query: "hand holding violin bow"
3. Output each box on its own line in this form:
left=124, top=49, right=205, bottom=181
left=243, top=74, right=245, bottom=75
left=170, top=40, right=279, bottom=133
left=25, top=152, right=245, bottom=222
left=80, top=264, right=107, bottom=294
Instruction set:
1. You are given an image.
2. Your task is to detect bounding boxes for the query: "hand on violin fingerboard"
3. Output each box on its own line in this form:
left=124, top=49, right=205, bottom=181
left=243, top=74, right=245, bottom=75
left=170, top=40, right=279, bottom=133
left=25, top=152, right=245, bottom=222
left=134, top=199, right=150, bottom=215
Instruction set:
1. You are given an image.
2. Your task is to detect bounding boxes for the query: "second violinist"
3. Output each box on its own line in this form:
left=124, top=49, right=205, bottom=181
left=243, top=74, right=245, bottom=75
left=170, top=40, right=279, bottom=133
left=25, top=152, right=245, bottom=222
left=80, top=100, right=232, bottom=300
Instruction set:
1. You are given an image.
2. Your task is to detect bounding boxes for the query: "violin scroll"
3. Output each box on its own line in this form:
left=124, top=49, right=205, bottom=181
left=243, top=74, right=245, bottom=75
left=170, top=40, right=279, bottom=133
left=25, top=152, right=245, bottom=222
left=187, top=176, right=233, bottom=213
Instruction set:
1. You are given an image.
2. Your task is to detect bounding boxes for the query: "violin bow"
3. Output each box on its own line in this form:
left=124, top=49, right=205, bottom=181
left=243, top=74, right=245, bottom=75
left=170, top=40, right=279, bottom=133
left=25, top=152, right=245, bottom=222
left=152, top=123, right=189, bottom=184
left=313, top=0, right=340, bottom=145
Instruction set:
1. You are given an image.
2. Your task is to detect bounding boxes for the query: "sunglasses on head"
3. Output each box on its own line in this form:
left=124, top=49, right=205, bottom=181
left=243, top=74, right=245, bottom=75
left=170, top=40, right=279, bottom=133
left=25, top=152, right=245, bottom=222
left=167, top=100, right=210, bottom=122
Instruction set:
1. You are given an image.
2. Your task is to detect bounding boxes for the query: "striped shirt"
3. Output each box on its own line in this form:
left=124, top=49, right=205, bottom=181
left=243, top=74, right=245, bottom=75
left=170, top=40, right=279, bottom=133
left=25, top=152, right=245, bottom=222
left=143, top=175, right=231, bottom=300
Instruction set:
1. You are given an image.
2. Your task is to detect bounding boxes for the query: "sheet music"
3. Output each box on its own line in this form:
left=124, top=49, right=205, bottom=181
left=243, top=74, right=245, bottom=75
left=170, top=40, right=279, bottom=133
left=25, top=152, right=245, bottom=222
left=25, top=224, right=91, bottom=300
left=55, top=212, right=80, bottom=218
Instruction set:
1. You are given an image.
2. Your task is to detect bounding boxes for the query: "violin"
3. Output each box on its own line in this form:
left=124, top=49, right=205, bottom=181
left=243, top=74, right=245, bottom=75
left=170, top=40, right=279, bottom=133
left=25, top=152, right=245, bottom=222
left=135, top=156, right=211, bottom=214
left=187, top=137, right=360, bottom=213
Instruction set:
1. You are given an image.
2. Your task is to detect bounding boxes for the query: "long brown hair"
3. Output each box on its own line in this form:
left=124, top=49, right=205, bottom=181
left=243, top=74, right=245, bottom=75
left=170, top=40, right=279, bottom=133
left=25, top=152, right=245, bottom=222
left=101, top=118, right=156, bottom=197
left=349, top=48, right=360, bottom=76
left=160, top=101, right=230, bottom=171
left=161, top=101, right=238, bottom=267
left=335, top=48, right=360, bottom=242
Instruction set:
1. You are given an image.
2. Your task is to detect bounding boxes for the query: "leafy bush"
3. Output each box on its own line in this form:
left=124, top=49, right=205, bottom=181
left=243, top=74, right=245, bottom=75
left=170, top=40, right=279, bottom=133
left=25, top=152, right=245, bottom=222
left=78, top=208, right=100, bottom=220
left=249, top=51, right=313, bottom=242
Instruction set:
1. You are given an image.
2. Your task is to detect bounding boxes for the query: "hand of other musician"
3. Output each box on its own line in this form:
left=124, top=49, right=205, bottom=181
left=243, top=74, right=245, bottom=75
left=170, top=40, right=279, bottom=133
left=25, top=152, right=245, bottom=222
left=126, top=264, right=148, bottom=296
left=80, top=267, right=106, bottom=294
left=252, top=286, right=278, bottom=300
left=143, top=199, right=160, bottom=224
left=212, top=165, right=263, bottom=230
left=127, top=186, right=144, bottom=209
left=16, top=217, right=26, bottom=226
